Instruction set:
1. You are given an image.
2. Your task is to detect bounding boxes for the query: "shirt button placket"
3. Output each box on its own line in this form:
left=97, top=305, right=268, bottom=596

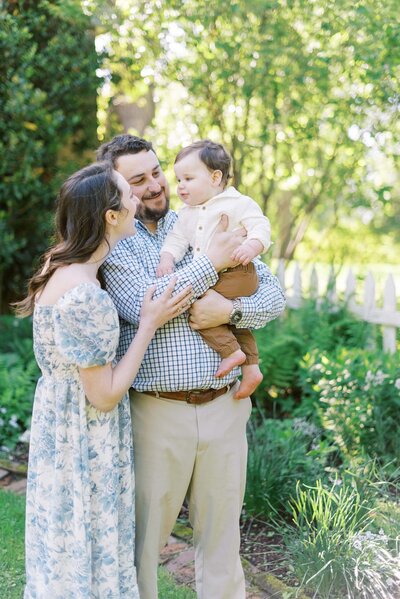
left=197, top=208, right=206, bottom=255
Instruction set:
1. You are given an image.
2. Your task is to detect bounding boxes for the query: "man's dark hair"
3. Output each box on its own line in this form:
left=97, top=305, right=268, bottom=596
left=96, top=134, right=154, bottom=167
left=175, top=139, right=232, bottom=187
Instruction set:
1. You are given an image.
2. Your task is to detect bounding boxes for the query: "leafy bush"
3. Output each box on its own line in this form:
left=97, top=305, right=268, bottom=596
left=285, top=480, right=400, bottom=599
left=0, top=315, right=35, bottom=356
left=299, top=349, right=400, bottom=463
left=0, top=316, right=38, bottom=453
left=0, top=1, right=99, bottom=310
left=254, top=300, right=373, bottom=415
left=244, top=418, right=335, bottom=519
left=0, top=353, right=38, bottom=453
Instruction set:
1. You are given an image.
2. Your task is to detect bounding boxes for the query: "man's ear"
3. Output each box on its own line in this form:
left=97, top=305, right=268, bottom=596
left=211, top=170, right=223, bottom=186
left=105, top=209, right=118, bottom=227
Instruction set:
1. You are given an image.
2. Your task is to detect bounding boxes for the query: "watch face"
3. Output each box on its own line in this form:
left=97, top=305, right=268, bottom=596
left=231, top=310, right=243, bottom=324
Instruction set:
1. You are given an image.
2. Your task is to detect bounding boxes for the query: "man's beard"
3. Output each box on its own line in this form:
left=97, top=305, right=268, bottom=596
left=135, top=196, right=170, bottom=224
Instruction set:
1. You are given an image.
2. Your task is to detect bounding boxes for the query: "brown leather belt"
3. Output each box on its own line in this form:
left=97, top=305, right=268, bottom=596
left=144, top=383, right=235, bottom=405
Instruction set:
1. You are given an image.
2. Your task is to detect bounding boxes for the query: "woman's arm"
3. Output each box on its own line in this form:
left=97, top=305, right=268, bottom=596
left=79, top=280, right=192, bottom=412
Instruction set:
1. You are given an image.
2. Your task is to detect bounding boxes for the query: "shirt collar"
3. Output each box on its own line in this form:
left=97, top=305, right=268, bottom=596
left=135, top=212, right=175, bottom=235
left=194, top=186, right=240, bottom=207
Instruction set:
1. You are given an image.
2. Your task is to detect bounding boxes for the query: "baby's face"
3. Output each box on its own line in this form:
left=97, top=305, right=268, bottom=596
left=174, top=152, right=220, bottom=206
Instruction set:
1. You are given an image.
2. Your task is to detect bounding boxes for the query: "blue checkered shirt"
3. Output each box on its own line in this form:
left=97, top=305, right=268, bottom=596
left=101, top=211, right=286, bottom=392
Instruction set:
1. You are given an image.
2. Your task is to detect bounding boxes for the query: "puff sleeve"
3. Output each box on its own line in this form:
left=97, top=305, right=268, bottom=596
left=54, top=284, right=120, bottom=368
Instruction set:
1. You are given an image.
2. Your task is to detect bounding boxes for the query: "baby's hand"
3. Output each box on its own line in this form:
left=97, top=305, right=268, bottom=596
left=230, top=239, right=263, bottom=265
left=156, top=252, right=175, bottom=277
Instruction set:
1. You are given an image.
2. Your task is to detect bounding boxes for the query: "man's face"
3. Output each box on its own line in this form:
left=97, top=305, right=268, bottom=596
left=116, top=150, right=170, bottom=224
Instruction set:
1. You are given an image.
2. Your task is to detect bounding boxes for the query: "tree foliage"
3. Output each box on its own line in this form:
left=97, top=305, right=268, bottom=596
left=0, top=0, right=99, bottom=310
left=2, top=0, right=399, bottom=308
left=95, top=0, right=400, bottom=260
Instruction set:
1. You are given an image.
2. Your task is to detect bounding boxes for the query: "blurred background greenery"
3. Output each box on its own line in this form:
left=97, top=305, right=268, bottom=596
left=1, top=3, right=400, bottom=596
left=1, top=0, right=399, bottom=311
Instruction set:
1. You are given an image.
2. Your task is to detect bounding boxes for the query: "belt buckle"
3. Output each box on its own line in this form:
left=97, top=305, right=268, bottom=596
left=186, top=390, right=204, bottom=404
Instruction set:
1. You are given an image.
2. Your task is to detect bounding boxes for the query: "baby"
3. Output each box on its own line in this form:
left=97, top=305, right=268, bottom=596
left=157, top=140, right=271, bottom=399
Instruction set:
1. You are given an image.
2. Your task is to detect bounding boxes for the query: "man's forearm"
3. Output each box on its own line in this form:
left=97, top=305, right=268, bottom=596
left=237, top=260, right=286, bottom=329
left=188, top=260, right=286, bottom=331
left=102, top=250, right=218, bottom=325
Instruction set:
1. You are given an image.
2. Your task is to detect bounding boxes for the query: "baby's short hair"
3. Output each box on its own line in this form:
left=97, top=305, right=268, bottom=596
left=175, top=140, right=232, bottom=187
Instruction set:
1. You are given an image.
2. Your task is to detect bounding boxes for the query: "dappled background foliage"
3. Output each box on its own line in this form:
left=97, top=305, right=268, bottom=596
left=1, top=5, right=400, bottom=595
left=89, top=0, right=400, bottom=265
left=0, top=0, right=99, bottom=311
left=1, top=0, right=399, bottom=307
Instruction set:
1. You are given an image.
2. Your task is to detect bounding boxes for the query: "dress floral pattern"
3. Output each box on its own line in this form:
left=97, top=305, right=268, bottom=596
left=24, top=283, right=139, bottom=599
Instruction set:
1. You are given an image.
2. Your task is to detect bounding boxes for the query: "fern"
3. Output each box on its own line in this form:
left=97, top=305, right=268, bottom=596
left=254, top=300, right=375, bottom=416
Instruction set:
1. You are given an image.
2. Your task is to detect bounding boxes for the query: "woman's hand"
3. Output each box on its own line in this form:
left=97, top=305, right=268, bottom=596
left=80, top=278, right=192, bottom=413
left=140, top=277, right=193, bottom=330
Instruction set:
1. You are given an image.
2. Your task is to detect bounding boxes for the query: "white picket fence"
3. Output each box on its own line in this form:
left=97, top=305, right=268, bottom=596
left=276, top=260, right=400, bottom=354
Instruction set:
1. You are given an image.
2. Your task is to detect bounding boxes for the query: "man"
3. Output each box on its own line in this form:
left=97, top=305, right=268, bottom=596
left=98, top=135, right=286, bottom=599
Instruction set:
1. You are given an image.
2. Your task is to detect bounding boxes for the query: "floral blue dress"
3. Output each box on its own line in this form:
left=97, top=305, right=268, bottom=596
left=24, top=283, right=139, bottom=599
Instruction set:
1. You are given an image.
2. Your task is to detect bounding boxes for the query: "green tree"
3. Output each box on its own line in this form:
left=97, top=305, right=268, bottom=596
left=0, top=0, right=99, bottom=310
left=93, top=0, right=399, bottom=261
left=161, top=0, right=400, bottom=259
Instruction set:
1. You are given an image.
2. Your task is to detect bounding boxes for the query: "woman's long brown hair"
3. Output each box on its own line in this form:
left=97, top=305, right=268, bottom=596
left=14, top=162, right=123, bottom=317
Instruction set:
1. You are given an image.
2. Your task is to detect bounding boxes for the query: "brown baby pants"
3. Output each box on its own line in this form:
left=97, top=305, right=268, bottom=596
left=199, top=263, right=259, bottom=364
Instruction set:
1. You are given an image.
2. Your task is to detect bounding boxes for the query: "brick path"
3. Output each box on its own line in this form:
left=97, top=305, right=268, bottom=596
left=160, top=536, right=270, bottom=598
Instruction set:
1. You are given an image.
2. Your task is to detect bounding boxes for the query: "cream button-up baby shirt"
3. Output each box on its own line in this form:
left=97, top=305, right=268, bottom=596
left=161, top=186, right=271, bottom=262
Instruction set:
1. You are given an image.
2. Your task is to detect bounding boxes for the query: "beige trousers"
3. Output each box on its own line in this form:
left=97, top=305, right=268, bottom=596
left=130, top=383, right=251, bottom=599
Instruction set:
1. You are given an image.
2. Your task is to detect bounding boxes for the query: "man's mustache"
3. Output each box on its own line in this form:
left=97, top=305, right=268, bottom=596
left=142, top=190, right=163, bottom=201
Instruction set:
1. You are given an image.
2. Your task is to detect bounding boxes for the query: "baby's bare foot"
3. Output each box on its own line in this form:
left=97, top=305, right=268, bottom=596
left=215, top=349, right=246, bottom=378
left=234, top=364, right=263, bottom=399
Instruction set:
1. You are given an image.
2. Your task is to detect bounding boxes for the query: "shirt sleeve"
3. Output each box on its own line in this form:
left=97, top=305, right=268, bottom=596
left=53, top=285, right=120, bottom=368
left=102, top=240, right=218, bottom=326
left=239, top=197, right=271, bottom=252
left=160, top=214, right=191, bottom=262
left=237, top=259, right=286, bottom=329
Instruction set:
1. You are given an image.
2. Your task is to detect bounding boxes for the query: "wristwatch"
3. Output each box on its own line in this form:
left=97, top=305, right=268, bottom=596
left=229, top=298, right=243, bottom=325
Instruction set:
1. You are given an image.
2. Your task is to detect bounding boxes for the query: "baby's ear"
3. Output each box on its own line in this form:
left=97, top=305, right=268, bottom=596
left=211, top=169, right=223, bottom=186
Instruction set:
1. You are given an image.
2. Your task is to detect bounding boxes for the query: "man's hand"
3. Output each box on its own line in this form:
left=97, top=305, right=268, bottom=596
left=206, top=214, right=246, bottom=272
left=189, top=289, right=233, bottom=330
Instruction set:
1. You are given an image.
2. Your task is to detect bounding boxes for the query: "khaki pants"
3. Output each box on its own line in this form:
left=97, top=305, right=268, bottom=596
left=199, top=263, right=259, bottom=364
left=130, top=383, right=251, bottom=599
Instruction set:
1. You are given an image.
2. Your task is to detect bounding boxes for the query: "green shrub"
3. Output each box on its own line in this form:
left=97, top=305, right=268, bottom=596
left=299, top=349, right=400, bottom=463
left=245, top=417, right=335, bottom=519
left=254, top=300, right=372, bottom=415
left=0, top=315, right=35, bottom=357
left=0, top=353, right=38, bottom=453
left=0, top=316, right=38, bottom=453
left=285, top=480, right=400, bottom=599
left=0, top=1, right=99, bottom=310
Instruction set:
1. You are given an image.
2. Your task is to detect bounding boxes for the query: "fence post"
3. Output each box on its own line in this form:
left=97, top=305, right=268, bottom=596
left=345, top=269, right=357, bottom=313
left=326, top=266, right=337, bottom=304
left=363, top=271, right=375, bottom=319
left=293, top=262, right=302, bottom=308
left=310, top=266, right=319, bottom=299
left=382, top=275, right=397, bottom=354
left=277, top=259, right=286, bottom=292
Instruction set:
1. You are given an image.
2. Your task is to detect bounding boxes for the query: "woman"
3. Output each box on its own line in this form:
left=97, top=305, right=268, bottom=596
left=15, top=162, right=192, bottom=598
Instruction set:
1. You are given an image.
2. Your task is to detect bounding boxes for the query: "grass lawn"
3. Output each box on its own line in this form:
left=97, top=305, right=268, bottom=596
left=0, top=489, right=25, bottom=599
left=0, top=489, right=195, bottom=599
